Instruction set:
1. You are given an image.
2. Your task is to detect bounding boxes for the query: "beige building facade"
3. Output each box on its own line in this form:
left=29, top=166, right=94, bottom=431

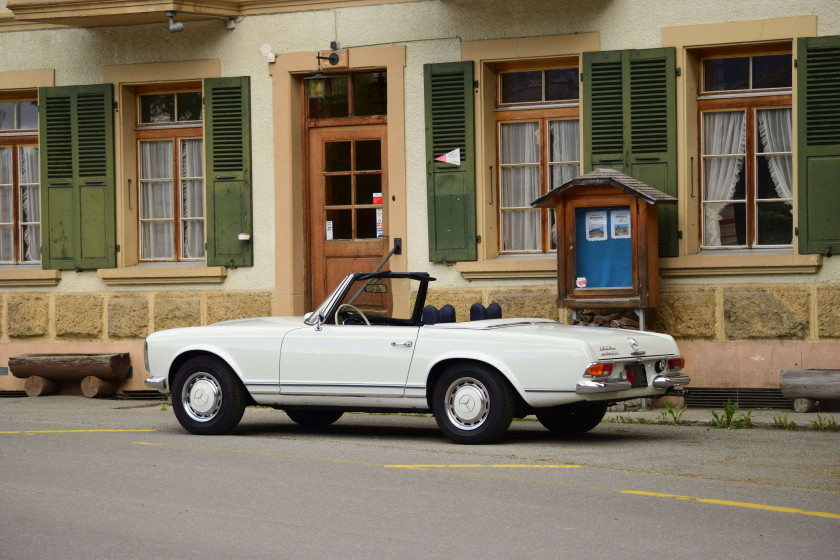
left=1, top=0, right=838, bottom=403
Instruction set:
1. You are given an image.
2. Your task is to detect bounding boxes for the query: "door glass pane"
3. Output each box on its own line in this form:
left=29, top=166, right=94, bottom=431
left=325, top=209, right=352, bottom=239
left=0, top=147, right=11, bottom=184
left=140, top=141, right=173, bottom=179
left=0, top=224, right=12, bottom=262
left=325, top=175, right=352, bottom=205
left=703, top=57, right=749, bottom=91
left=0, top=186, right=12, bottom=222
left=17, top=101, right=38, bottom=130
left=356, top=208, right=378, bottom=239
left=355, top=140, right=381, bottom=171
left=500, top=71, right=542, bottom=104
left=309, top=74, right=349, bottom=119
left=757, top=156, right=793, bottom=199
left=20, top=185, right=40, bottom=222
left=140, top=94, right=175, bottom=123
left=545, top=68, right=579, bottom=101
left=353, top=72, right=387, bottom=116
left=753, top=54, right=792, bottom=89
left=757, top=201, right=793, bottom=245
left=176, top=92, right=202, bottom=121
left=355, top=174, right=382, bottom=205
left=501, top=122, right=539, bottom=163
left=500, top=167, right=539, bottom=207
left=325, top=141, right=351, bottom=172
left=19, top=146, right=39, bottom=185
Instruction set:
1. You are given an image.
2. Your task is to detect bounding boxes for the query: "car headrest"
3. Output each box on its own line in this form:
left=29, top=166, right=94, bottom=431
left=422, top=305, right=440, bottom=325
left=439, top=304, right=456, bottom=323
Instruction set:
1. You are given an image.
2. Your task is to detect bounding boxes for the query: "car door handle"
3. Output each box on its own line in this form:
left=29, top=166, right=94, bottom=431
left=391, top=341, right=413, bottom=347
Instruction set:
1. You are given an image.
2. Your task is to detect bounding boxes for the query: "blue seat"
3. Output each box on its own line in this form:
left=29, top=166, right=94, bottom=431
left=422, top=305, right=440, bottom=325
left=439, top=304, right=456, bottom=323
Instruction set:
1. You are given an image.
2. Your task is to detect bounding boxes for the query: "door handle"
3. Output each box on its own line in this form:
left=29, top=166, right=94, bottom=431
left=391, top=341, right=413, bottom=347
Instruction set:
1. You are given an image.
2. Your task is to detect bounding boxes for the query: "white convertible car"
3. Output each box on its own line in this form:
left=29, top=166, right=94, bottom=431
left=144, top=271, right=689, bottom=444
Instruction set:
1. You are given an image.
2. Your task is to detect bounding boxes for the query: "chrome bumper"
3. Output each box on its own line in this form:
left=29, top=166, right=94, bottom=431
left=144, top=376, right=168, bottom=391
left=652, top=373, right=691, bottom=389
left=576, top=373, right=690, bottom=394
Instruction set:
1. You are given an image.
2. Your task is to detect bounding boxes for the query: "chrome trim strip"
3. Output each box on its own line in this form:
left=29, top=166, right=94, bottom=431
left=246, top=382, right=280, bottom=387
left=144, top=376, right=167, bottom=390
left=524, top=388, right=577, bottom=393
left=277, top=391, right=401, bottom=398
left=281, top=381, right=406, bottom=389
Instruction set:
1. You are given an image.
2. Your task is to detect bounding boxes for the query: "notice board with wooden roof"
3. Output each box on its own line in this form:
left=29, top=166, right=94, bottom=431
left=532, top=169, right=676, bottom=309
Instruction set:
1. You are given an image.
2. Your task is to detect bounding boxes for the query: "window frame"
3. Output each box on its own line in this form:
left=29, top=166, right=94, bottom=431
left=0, top=92, right=40, bottom=265
left=134, top=83, right=205, bottom=263
left=696, top=46, right=793, bottom=251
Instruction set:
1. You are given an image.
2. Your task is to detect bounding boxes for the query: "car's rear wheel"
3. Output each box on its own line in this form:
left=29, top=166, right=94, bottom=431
left=285, top=409, right=344, bottom=427
left=432, top=363, right=514, bottom=444
left=171, top=356, right=246, bottom=435
left=536, top=402, right=608, bottom=436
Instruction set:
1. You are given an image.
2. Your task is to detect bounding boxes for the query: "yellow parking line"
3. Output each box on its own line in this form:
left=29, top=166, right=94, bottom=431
left=0, top=429, right=156, bottom=435
left=622, top=490, right=840, bottom=520
left=384, top=464, right=580, bottom=470
left=132, top=442, right=162, bottom=446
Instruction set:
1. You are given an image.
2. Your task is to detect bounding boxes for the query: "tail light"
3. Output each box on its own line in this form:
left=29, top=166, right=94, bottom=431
left=585, top=363, right=614, bottom=377
left=667, top=358, right=685, bottom=370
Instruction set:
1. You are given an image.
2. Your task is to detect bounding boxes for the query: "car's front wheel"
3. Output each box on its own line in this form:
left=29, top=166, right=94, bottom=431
left=285, top=409, right=344, bottom=428
left=536, top=402, right=608, bottom=436
left=432, top=363, right=514, bottom=444
left=171, top=356, right=247, bottom=435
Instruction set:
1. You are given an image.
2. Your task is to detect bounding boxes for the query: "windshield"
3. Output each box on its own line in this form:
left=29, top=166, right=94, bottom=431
left=305, top=273, right=425, bottom=326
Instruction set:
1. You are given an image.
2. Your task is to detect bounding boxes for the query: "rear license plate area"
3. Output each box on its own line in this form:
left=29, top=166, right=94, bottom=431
left=625, top=364, right=648, bottom=388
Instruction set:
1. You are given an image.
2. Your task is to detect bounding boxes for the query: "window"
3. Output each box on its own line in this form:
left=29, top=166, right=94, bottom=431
left=135, top=88, right=204, bottom=261
left=699, top=50, right=792, bottom=248
left=308, top=71, right=387, bottom=119
left=496, top=64, right=580, bottom=253
left=0, top=97, right=40, bottom=264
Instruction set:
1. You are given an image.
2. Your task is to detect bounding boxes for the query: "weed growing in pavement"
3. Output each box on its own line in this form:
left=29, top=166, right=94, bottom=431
left=772, top=414, right=796, bottom=430
left=604, top=415, right=653, bottom=424
left=711, top=400, right=752, bottom=429
left=160, top=401, right=167, bottom=412
left=809, top=414, right=838, bottom=432
left=657, top=402, right=687, bottom=425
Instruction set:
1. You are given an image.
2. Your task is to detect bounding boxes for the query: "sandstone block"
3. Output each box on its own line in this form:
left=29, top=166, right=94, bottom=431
left=723, top=286, right=809, bottom=340
left=486, top=286, right=558, bottom=320
left=154, top=293, right=201, bottom=331
left=55, top=294, right=104, bottom=339
left=652, top=287, right=716, bottom=339
left=816, top=286, right=840, bottom=339
left=108, top=297, right=149, bottom=339
left=206, top=293, right=272, bottom=325
left=7, top=295, right=50, bottom=339
left=422, top=288, right=485, bottom=322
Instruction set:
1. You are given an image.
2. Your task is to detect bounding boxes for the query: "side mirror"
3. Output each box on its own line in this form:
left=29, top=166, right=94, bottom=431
left=315, top=311, right=326, bottom=331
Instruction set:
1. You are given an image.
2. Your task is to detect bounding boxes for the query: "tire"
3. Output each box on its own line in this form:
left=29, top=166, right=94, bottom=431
left=286, top=409, right=344, bottom=428
left=536, top=402, right=608, bottom=437
left=432, top=363, right=515, bottom=444
left=171, top=356, right=247, bottom=435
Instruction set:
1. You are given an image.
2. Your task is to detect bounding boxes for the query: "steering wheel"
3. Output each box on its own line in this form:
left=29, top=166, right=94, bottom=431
left=335, top=303, right=370, bottom=325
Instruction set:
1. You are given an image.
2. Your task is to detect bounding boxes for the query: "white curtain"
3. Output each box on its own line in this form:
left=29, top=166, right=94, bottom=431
left=548, top=119, right=581, bottom=188
left=180, top=138, right=205, bottom=259
left=702, top=111, right=745, bottom=246
left=139, top=141, right=174, bottom=259
left=19, top=146, right=40, bottom=262
left=757, top=108, right=793, bottom=202
left=0, top=147, right=14, bottom=262
left=500, top=122, right=540, bottom=251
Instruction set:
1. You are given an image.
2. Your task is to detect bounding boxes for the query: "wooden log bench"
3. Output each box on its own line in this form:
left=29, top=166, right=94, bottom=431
left=8, top=353, right=131, bottom=398
left=779, top=369, right=840, bottom=413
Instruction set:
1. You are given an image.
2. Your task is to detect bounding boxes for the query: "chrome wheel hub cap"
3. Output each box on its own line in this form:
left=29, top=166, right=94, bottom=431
left=182, top=372, right=222, bottom=422
left=445, top=377, right=490, bottom=430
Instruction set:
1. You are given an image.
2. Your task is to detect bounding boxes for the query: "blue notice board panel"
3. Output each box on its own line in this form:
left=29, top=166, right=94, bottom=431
left=574, top=206, right=632, bottom=288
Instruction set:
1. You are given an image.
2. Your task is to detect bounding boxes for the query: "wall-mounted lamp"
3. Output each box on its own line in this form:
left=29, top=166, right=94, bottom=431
left=166, top=11, right=184, bottom=33
left=303, top=51, right=340, bottom=103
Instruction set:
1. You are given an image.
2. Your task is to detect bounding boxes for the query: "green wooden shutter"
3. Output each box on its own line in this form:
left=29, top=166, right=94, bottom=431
left=583, top=48, right=678, bottom=257
left=797, top=36, right=840, bottom=255
left=38, top=84, right=115, bottom=270
left=424, top=61, right=476, bottom=262
left=204, top=76, right=253, bottom=268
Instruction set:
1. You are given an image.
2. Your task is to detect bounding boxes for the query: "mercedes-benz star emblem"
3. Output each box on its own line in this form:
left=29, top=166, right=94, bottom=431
left=628, top=337, right=640, bottom=352
left=459, top=395, right=475, bottom=412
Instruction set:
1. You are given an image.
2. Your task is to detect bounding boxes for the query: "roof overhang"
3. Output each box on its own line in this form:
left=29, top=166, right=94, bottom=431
left=5, top=1, right=241, bottom=27
left=532, top=168, right=678, bottom=209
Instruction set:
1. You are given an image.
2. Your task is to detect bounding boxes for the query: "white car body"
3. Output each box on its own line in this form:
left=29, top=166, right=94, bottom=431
left=145, top=272, right=688, bottom=443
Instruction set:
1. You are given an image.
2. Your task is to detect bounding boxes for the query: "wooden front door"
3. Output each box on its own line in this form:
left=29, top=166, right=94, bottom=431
left=308, top=125, right=389, bottom=309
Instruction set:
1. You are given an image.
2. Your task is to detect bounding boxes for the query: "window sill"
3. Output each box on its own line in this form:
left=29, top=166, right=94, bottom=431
left=0, top=267, right=61, bottom=287
left=98, top=265, right=227, bottom=285
left=660, top=252, right=821, bottom=277
left=456, top=255, right=557, bottom=280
